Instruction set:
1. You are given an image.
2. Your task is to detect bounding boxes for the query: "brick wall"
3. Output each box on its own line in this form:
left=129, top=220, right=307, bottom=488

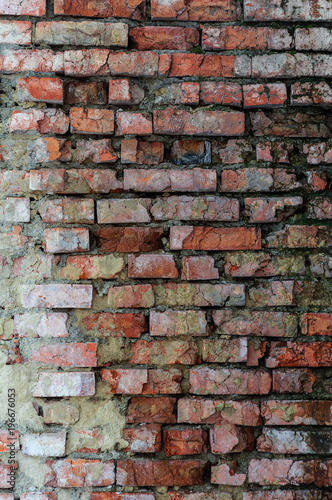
left=0, top=0, right=331, bottom=498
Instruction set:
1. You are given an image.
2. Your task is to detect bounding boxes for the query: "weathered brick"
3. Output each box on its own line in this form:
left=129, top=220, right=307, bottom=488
left=153, top=82, right=200, bottom=105
left=190, top=367, right=271, bottom=395
left=108, top=285, right=155, bottom=308
left=211, top=462, right=246, bottom=486
left=43, top=402, right=79, bottom=424
left=167, top=492, right=232, bottom=500
left=164, top=429, right=208, bottom=456
left=151, top=0, right=240, bottom=21
left=261, top=400, right=332, bottom=426
left=117, top=459, right=208, bottom=486
left=109, top=79, right=144, bottom=105
left=76, top=139, right=117, bottom=164
left=180, top=399, right=261, bottom=426
left=182, top=256, right=219, bottom=280
left=45, top=459, right=115, bottom=487
left=31, top=342, right=97, bottom=367
left=70, top=108, right=114, bottom=135
left=203, top=27, right=292, bottom=51
left=97, top=199, right=151, bottom=224
left=244, top=0, right=332, bottom=21
left=101, top=368, right=182, bottom=394
left=304, top=143, right=332, bottom=165
left=0, top=431, right=19, bottom=453
left=220, top=168, right=301, bottom=192
left=0, top=21, right=31, bottom=45
left=247, top=280, right=298, bottom=307
left=154, top=283, right=245, bottom=307
left=291, top=81, right=332, bottom=106
left=1, top=49, right=64, bottom=74
left=0, top=198, right=30, bottom=223
left=224, top=252, right=305, bottom=277
left=14, top=313, right=68, bottom=338
left=202, top=339, right=247, bottom=363
left=124, top=169, right=216, bottom=192
left=128, top=254, right=178, bottom=279
left=266, top=225, right=332, bottom=248
left=150, top=310, right=208, bottom=337
left=266, top=341, right=332, bottom=367
left=30, top=169, right=122, bottom=194
left=130, top=340, right=199, bottom=365
left=0, top=464, right=18, bottom=488
left=244, top=197, right=303, bottom=222
left=213, top=139, right=252, bottom=164
left=39, top=199, right=94, bottom=223
left=258, top=428, right=332, bottom=454
left=170, top=226, right=261, bottom=250
left=251, top=111, right=330, bottom=137
left=307, top=197, right=332, bottom=219
left=154, top=108, right=245, bottom=136
left=210, top=424, right=254, bottom=453
left=9, top=109, right=69, bottom=134
left=200, top=82, right=242, bottom=106
left=22, top=284, right=93, bottom=309
left=0, top=0, right=45, bottom=15
left=0, top=170, right=30, bottom=195
left=36, top=21, right=128, bottom=47
left=81, top=312, right=147, bottom=338
left=301, top=313, right=332, bottom=336
left=65, top=81, right=107, bottom=105
left=131, top=26, right=199, bottom=50
left=43, top=228, right=90, bottom=253
left=54, top=0, right=146, bottom=20
left=243, top=83, right=287, bottom=108
left=151, top=196, right=239, bottom=221
left=28, top=138, right=71, bottom=163
left=126, top=397, right=176, bottom=424
left=33, top=372, right=95, bottom=397
left=94, top=227, right=163, bottom=252
left=243, top=490, right=323, bottom=500
left=21, top=432, right=66, bottom=457
left=256, top=141, right=294, bottom=163
left=123, top=424, right=161, bottom=453
left=121, top=140, right=163, bottom=164
left=273, top=369, right=316, bottom=393
left=171, top=140, right=211, bottom=165
left=116, top=112, right=152, bottom=136
left=60, top=255, right=125, bottom=280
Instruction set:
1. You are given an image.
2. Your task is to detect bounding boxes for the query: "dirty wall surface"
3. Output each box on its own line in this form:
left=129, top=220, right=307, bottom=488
left=0, top=0, right=332, bottom=499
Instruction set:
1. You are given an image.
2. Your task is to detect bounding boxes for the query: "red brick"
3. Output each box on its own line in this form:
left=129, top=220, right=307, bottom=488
left=121, top=140, right=163, bottom=165
left=266, top=341, right=332, bottom=367
left=190, top=367, right=271, bottom=395
left=43, top=228, right=90, bottom=253
left=70, top=108, right=114, bottom=135
left=0, top=431, right=19, bottom=453
left=155, top=82, right=200, bottom=105
left=220, top=168, right=301, bottom=192
left=109, top=79, right=144, bottom=105
left=14, top=312, right=68, bottom=338
left=31, top=342, right=97, bottom=367
left=273, top=369, right=316, bottom=394
left=203, top=27, right=292, bottom=50
left=151, top=196, right=239, bottom=221
left=210, top=424, right=254, bottom=453
left=65, top=81, right=107, bottom=105
left=33, top=372, right=95, bottom=397
left=244, top=196, right=302, bottom=222
left=123, top=424, right=161, bottom=453
left=301, top=313, right=332, bottom=336
left=116, top=112, right=152, bottom=136
left=76, top=139, right=117, bottom=164
left=262, top=400, right=332, bottom=426
left=160, top=53, right=250, bottom=78
left=81, top=312, right=147, bottom=338
left=30, top=169, right=122, bottom=194
left=182, top=256, right=219, bottom=280
left=107, top=51, right=159, bottom=77
left=164, top=429, right=208, bottom=457
left=211, top=461, right=246, bottom=486
left=200, top=82, right=242, bottom=106
left=126, top=397, right=176, bottom=423
left=224, top=252, right=305, bottom=277
left=244, top=0, right=332, bottom=20
left=131, top=26, right=198, bottom=50
left=9, top=109, right=69, bottom=134
left=28, top=138, right=71, bottom=163
left=291, top=81, right=332, bottom=106
left=45, top=459, right=115, bottom=487
left=59, top=255, right=124, bottom=280
left=39, top=198, right=94, bottom=224
left=0, top=22, right=31, bottom=46
left=97, top=199, right=151, bottom=224
left=266, top=225, right=332, bottom=248
left=243, top=83, right=287, bottom=108
left=117, top=459, right=208, bottom=486
left=171, top=140, right=211, bottom=165
left=202, top=339, right=247, bottom=363
left=108, top=285, right=155, bottom=309
left=170, top=226, right=261, bottom=250
left=0, top=464, right=18, bottom=488
left=151, top=0, right=240, bottom=21
left=130, top=340, right=199, bottom=365
left=154, top=108, right=245, bottom=136
left=256, top=141, right=294, bottom=163
left=128, top=254, right=178, bottom=279
left=94, top=227, right=163, bottom=252
left=101, top=368, right=182, bottom=394
left=150, top=310, right=208, bottom=337
left=54, top=0, right=146, bottom=20
left=1, top=49, right=64, bottom=74
left=0, top=0, right=45, bottom=15
left=22, top=284, right=93, bottom=309
left=124, top=169, right=216, bottom=192
left=243, top=492, right=321, bottom=500
left=177, top=398, right=261, bottom=426
left=35, top=21, right=128, bottom=47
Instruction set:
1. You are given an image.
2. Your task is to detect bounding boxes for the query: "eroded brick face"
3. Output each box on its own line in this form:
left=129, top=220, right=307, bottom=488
left=0, top=0, right=331, bottom=497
